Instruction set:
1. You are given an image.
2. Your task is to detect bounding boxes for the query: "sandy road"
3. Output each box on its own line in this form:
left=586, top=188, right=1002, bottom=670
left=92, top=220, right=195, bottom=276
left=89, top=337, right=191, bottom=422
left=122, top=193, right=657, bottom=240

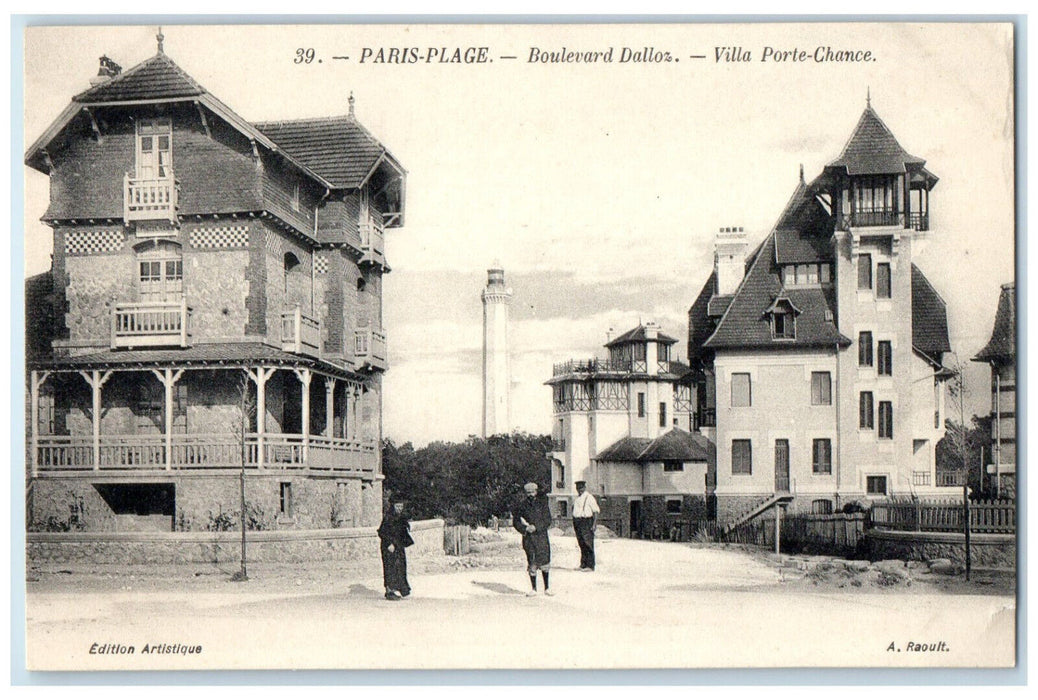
left=24, top=536, right=1015, bottom=670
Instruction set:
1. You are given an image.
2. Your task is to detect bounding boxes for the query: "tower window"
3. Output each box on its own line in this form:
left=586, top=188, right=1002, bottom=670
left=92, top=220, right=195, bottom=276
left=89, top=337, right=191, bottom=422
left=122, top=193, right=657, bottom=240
left=877, top=341, right=893, bottom=376
left=659, top=402, right=667, bottom=428
left=858, top=331, right=873, bottom=366
left=859, top=391, right=874, bottom=429
left=876, top=263, right=892, bottom=298
left=637, top=392, right=646, bottom=417
left=878, top=401, right=894, bottom=439
left=858, top=254, right=872, bottom=290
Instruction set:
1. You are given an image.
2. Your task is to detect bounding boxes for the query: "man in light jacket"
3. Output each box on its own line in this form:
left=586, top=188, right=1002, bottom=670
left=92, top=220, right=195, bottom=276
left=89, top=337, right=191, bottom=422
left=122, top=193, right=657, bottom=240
left=572, top=481, right=600, bottom=571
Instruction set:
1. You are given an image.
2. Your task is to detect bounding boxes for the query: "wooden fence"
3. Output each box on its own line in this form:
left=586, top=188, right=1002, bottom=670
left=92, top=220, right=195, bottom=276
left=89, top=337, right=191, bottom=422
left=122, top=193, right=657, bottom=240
left=717, top=512, right=866, bottom=555
left=870, top=499, right=1015, bottom=534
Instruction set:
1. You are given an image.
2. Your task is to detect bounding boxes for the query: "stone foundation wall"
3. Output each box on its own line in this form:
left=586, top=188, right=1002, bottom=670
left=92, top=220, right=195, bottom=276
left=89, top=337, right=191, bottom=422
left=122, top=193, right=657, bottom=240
left=716, top=493, right=773, bottom=526
left=865, top=530, right=1015, bottom=569
left=28, top=475, right=382, bottom=533
left=26, top=519, right=445, bottom=565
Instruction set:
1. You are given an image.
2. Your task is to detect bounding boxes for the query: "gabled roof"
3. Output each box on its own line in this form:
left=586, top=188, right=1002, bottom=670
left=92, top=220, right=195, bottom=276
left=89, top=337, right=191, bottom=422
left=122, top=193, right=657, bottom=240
left=72, top=52, right=204, bottom=103
left=911, top=264, right=952, bottom=365
left=256, top=115, right=404, bottom=190
left=826, top=105, right=927, bottom=176
left=605, top=324, right=679, bottom=347
left=27, top=48, right=406, bottom=197
left=703, top=181, right=850, bottom=351
left=594, top=428, right=714, bottom=463
left=973, top=282, right=1015, bottom=362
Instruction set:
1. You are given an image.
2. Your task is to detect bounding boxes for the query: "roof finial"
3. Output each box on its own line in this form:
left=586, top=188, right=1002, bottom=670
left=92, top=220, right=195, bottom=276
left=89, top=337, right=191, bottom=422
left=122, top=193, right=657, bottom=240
left=156, top=26, right=165, bottom=54
left=348, top=91, right=355, bottom=118
left=866, top=86, right=871, bottom=109
left=799, top=163, right=805, bottom=185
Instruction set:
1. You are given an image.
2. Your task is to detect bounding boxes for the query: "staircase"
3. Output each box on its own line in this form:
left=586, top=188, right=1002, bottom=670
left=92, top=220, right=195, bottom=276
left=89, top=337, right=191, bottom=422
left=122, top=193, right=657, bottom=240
left=723, top=493, right=795, bottom=535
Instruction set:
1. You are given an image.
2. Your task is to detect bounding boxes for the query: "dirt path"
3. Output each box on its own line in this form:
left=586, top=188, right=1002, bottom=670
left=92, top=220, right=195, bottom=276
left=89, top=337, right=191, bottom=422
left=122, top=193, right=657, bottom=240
left=24, top=535, right=1016, bottom=670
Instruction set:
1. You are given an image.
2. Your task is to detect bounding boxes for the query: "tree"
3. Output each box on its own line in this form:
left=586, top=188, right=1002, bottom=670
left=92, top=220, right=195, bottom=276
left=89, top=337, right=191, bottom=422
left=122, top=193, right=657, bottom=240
left=381, top=433, right=551, bottom=525
left=936, top=415, right=993, bottom=499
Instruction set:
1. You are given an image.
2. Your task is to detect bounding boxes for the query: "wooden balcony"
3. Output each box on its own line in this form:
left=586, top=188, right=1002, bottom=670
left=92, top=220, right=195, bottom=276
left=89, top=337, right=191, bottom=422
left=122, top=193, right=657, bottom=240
left=281, top=307, right=321, bottom=358
left=34, top=433, right=378, bottom=476
left=124, top=172, right=179, bottom=224
left=359, top=217, right=385, bottom=267
left=354, top=328, right=388, bottom=371
left=111, top=299, right=191, bottom=349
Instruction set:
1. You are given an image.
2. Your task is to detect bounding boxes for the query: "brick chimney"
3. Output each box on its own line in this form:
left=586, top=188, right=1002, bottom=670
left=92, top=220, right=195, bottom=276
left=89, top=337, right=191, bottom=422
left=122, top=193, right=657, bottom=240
left=89, top=55, right=122, bottom=86
left=714, top=226, right=748, bottom=296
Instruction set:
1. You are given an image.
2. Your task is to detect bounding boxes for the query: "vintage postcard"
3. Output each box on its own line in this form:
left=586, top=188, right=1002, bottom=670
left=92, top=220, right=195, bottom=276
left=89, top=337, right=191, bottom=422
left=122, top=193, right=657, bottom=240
left=20, top=22, right=1017, bottom=672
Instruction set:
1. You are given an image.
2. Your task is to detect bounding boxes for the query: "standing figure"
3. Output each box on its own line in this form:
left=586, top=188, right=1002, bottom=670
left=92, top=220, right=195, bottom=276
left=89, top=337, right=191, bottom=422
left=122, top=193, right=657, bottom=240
left=378, top=497, right=414, bottom=600
left=514, top=482, right=553, bottom=596
left=572, top=480, right=600, bottom=571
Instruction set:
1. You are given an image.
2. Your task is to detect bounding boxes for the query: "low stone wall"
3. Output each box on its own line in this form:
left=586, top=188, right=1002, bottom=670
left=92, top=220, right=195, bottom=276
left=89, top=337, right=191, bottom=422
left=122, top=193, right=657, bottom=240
left=26, top=519, right=445, bottom=566
left=864, top=529, right=1015, bottom=569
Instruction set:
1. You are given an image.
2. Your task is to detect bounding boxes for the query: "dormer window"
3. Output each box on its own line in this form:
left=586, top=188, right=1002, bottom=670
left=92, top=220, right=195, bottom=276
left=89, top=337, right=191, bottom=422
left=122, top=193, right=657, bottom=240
left=782, top=263, right=831, bottom=288
left=765, top=297, right=799, bottom=340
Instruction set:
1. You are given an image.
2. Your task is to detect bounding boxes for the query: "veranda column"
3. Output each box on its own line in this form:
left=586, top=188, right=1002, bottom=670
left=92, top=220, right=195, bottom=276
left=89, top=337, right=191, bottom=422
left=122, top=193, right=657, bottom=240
left=247, top=367, right=275, bottom=468
left=79, top=369, right=112, bottom=470
left=352, top=387, right=362, bottom=443
left=29, top=370, right=51, bottom=478
left=325, top=377, right=336, bottom=438
left=151, top=368, right=184, bottom=471
left=293, top=368, right=312, bottom=462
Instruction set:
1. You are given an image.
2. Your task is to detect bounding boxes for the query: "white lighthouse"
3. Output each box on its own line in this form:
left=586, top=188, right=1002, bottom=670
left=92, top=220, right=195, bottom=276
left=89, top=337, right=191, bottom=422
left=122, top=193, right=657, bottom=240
left=482, top=266, right=512, bottom=437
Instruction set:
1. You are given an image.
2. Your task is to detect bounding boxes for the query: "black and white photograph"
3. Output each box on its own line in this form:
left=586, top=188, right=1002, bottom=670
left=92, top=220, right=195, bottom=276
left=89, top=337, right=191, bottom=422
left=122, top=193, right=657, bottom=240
left=18, top=21, right=1017, bottom=672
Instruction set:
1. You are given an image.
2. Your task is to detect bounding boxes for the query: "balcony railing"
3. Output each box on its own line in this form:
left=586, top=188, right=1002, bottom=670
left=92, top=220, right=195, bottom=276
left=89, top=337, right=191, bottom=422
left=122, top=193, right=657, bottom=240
left=912, top=470, right=932, bottom=486
left=359, top=216, right=385, bottom=266
left=909, top=212, right=930, bottom=232
left=355, top=328, right=388, bottom=371
left=124, top=172, right=179, bottom=224
left=936, top=471, right=965, bottom=487
left=111, top=299, right=191, bottom=349
left=694, top=407, right=717, bottom=429
left=281, top=307, right=321, bottom=358
left=553, top=358, right=633, bottom=376
left=551, top=438, right=566, bottom=452
left=35, top=433, right=377, bottom=475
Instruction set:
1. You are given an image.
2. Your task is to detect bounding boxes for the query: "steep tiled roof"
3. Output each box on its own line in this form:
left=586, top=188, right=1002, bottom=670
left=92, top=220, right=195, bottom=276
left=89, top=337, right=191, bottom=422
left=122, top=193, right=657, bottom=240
left=703, top=176, right=850, bottom=351
left=827, top=106, right=926, bottom=175
left=687, top=272, right=718, bottom=366
left=774, top=228, right=831, bottom=264
left=73, top=53, right=205, bottom=103
left=911, top=264, right=952, bottom=364
left=255, top=115, right=389, bottom=189
left=594, top=436, right=651, bottom=462
left=606, top=324, right=679, bottom=347
left=973, top=282, right=1015, bottom=362
left=595, top=429, right=714, bottom=463
left=707, top=293, right=733, bottom=318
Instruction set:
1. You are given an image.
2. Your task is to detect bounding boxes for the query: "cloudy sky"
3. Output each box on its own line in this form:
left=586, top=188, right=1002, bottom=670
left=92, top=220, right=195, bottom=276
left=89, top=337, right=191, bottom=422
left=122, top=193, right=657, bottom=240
left=22, top=23, right=1015, bottom=446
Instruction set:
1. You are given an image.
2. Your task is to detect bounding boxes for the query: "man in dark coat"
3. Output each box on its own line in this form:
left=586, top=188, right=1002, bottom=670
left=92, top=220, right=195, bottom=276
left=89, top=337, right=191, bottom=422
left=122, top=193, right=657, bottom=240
left=513, top=482, right=553, bottom=596
left=378, top=497, right=414, bottom=600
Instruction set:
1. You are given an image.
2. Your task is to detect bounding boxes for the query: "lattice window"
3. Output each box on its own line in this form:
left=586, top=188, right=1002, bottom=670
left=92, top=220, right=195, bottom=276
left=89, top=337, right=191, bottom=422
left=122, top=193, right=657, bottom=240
left=190, top=225, right=249, bottom=249
left=65, top=230, right=125, bottom=255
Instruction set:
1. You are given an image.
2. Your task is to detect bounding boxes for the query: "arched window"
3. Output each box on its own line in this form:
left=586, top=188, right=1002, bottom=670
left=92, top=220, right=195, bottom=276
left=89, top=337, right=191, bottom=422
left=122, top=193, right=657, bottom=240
left=135, top=240, right=183, bottom=302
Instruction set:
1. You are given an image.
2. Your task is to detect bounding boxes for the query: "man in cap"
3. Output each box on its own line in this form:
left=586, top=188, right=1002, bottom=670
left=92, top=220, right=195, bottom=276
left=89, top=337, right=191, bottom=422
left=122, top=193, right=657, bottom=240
left=378, top=496, right=414, bottom=600
left=572, top=481, right=600, bottom=571
left=513, top=482, right=553, bottom=596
